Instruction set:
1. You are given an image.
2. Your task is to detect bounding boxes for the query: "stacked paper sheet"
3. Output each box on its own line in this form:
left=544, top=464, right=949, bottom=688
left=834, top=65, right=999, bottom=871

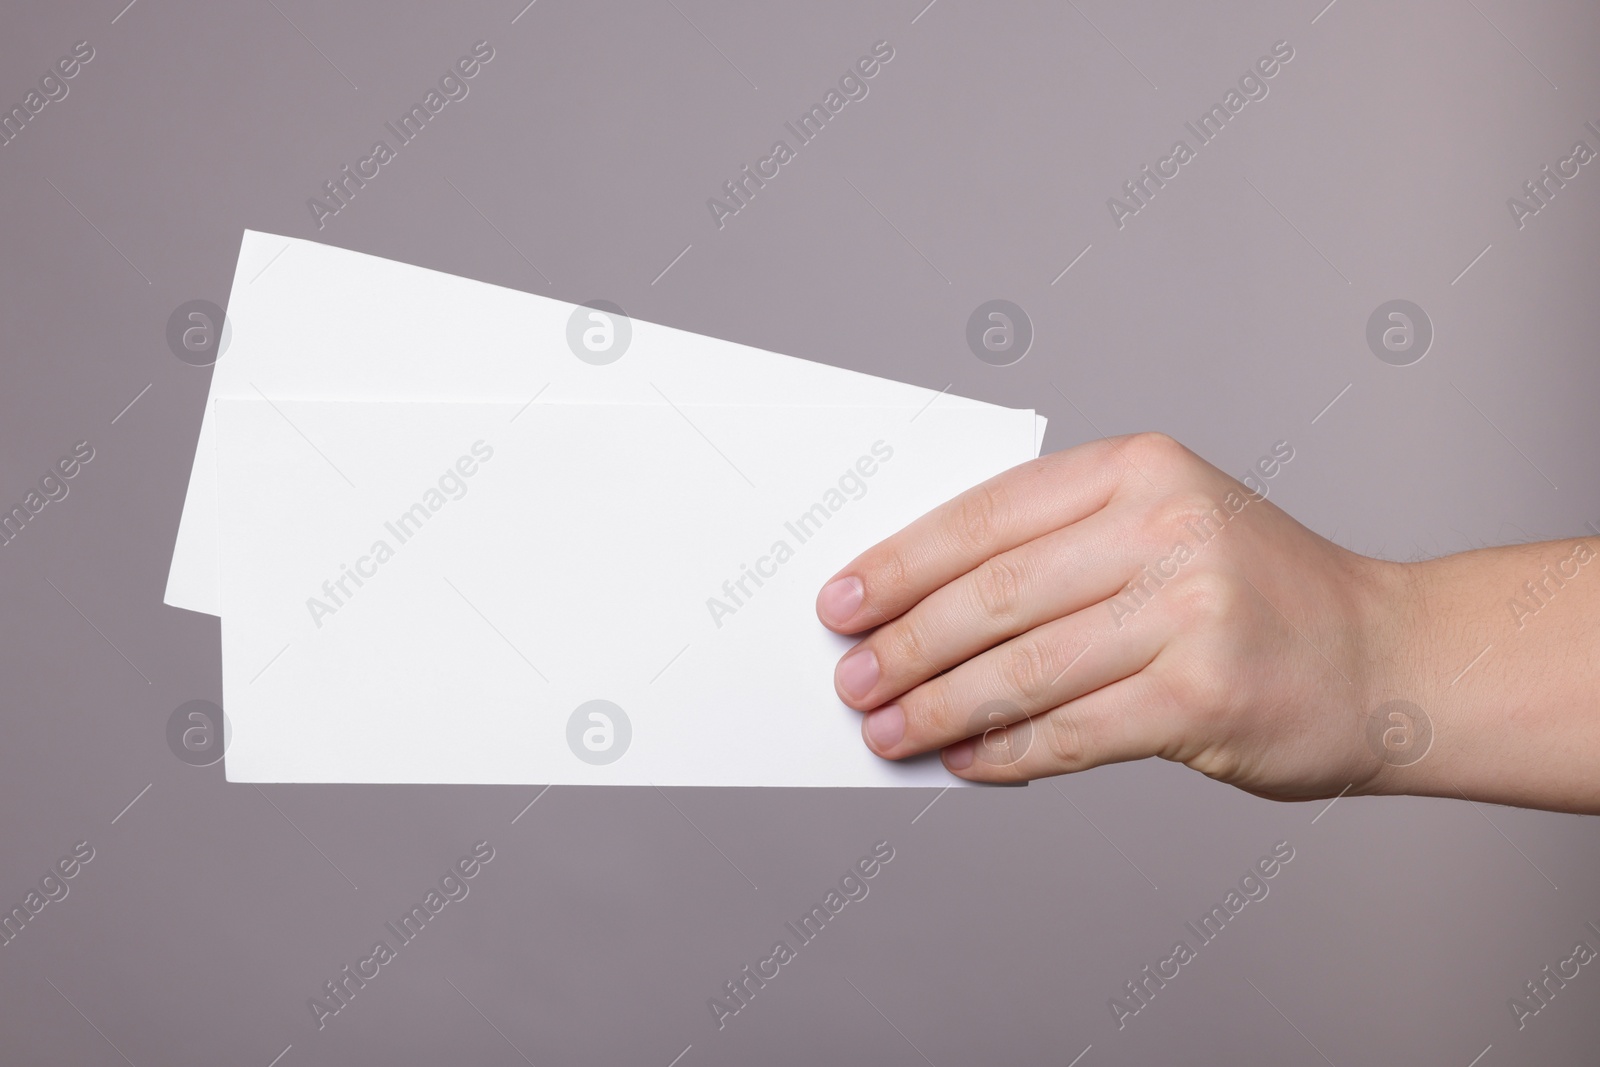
left=170, top=232, right=1046, bottom=787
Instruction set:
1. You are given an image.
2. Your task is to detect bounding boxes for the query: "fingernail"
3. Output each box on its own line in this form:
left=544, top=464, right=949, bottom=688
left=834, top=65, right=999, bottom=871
left=864, top=704, right=904, bottom=752
left=818, top=576, right=864, bottom=626
left=836, top=648, right=879, bottom=702
left=944, top=740, right=975, bottom=771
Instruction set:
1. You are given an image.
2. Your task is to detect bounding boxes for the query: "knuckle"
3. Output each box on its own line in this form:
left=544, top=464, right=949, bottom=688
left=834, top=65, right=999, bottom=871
left=863, top=550, right=911, bottom=619
left=1145, top=492, right=1223, bottom=542
left=882, top=618, right=932, bottom=673
left=971, top=555, right=1026, bottom=623
left=1126, top=431, right=1190, bottom=469
left=1184, top=744, right=1243, bottom=783
left=1156, top=660, right=1232, bottom=717
left=950, top=482, right=1005, bottom=554
left=1171, top=569, right=1237, bottom=624
left=1042, top=709, right=1087, bottom=770
left=906, top=682, right=955, bottom=743
left=1001, top=639, right=1052, bottom=700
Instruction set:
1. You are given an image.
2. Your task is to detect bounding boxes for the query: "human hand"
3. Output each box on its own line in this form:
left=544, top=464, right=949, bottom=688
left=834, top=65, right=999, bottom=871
left=815, top=432, right=1415, bottom=801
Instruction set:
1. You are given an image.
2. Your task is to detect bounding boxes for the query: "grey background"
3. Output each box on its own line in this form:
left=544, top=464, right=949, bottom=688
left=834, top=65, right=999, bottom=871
left=3, top=0, right=1598, bottom=1063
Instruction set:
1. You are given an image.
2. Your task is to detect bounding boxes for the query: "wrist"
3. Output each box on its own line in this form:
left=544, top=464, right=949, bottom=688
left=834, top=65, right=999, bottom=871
left=1348, top=555, right=1444, bottom=797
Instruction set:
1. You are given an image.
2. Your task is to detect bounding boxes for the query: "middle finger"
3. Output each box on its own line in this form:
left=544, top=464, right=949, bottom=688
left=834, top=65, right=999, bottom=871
left=833, top=504, right=1145, bottom=711
left=858, top=593, right=1169, bottom=760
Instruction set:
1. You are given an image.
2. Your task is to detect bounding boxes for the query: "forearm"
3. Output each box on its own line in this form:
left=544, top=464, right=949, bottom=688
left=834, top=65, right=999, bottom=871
left=1372, top=540, right=1600, bottom=813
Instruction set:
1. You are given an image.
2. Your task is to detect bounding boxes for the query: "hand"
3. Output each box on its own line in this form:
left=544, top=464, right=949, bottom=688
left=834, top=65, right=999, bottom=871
left=814, top=432, right=1413, bottom=801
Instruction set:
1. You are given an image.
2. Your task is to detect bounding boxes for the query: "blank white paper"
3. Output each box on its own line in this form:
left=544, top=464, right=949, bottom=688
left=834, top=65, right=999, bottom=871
left=168, top=231, right=1046, bottom=617
left=216, top=398, right=1040, bottom=787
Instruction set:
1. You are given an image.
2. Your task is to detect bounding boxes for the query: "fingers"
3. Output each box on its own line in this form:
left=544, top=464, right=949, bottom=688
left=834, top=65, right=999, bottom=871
left=831, top=505, right=1145, bottom=711
left=941, top=671, right=1181, bottom=783
left=857, top=598, right=1166, bottom=761
left=816, top=438, right=1136, bottom=634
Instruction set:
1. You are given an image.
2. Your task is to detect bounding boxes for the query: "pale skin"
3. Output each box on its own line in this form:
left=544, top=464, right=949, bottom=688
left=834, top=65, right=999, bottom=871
left=816, top=433, right=1600, bottom=815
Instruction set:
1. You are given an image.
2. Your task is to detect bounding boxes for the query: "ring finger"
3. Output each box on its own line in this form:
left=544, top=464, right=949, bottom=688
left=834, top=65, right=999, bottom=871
left=859, top=594, right=1169, bottom=760
left=941, top=670, right=1180, bottom=782
left=833, top=505, right=1147, bottom=711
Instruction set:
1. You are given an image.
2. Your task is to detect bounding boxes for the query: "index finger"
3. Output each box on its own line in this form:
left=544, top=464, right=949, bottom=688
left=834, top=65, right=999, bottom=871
left=815, top=434, right=1141, bottom=634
